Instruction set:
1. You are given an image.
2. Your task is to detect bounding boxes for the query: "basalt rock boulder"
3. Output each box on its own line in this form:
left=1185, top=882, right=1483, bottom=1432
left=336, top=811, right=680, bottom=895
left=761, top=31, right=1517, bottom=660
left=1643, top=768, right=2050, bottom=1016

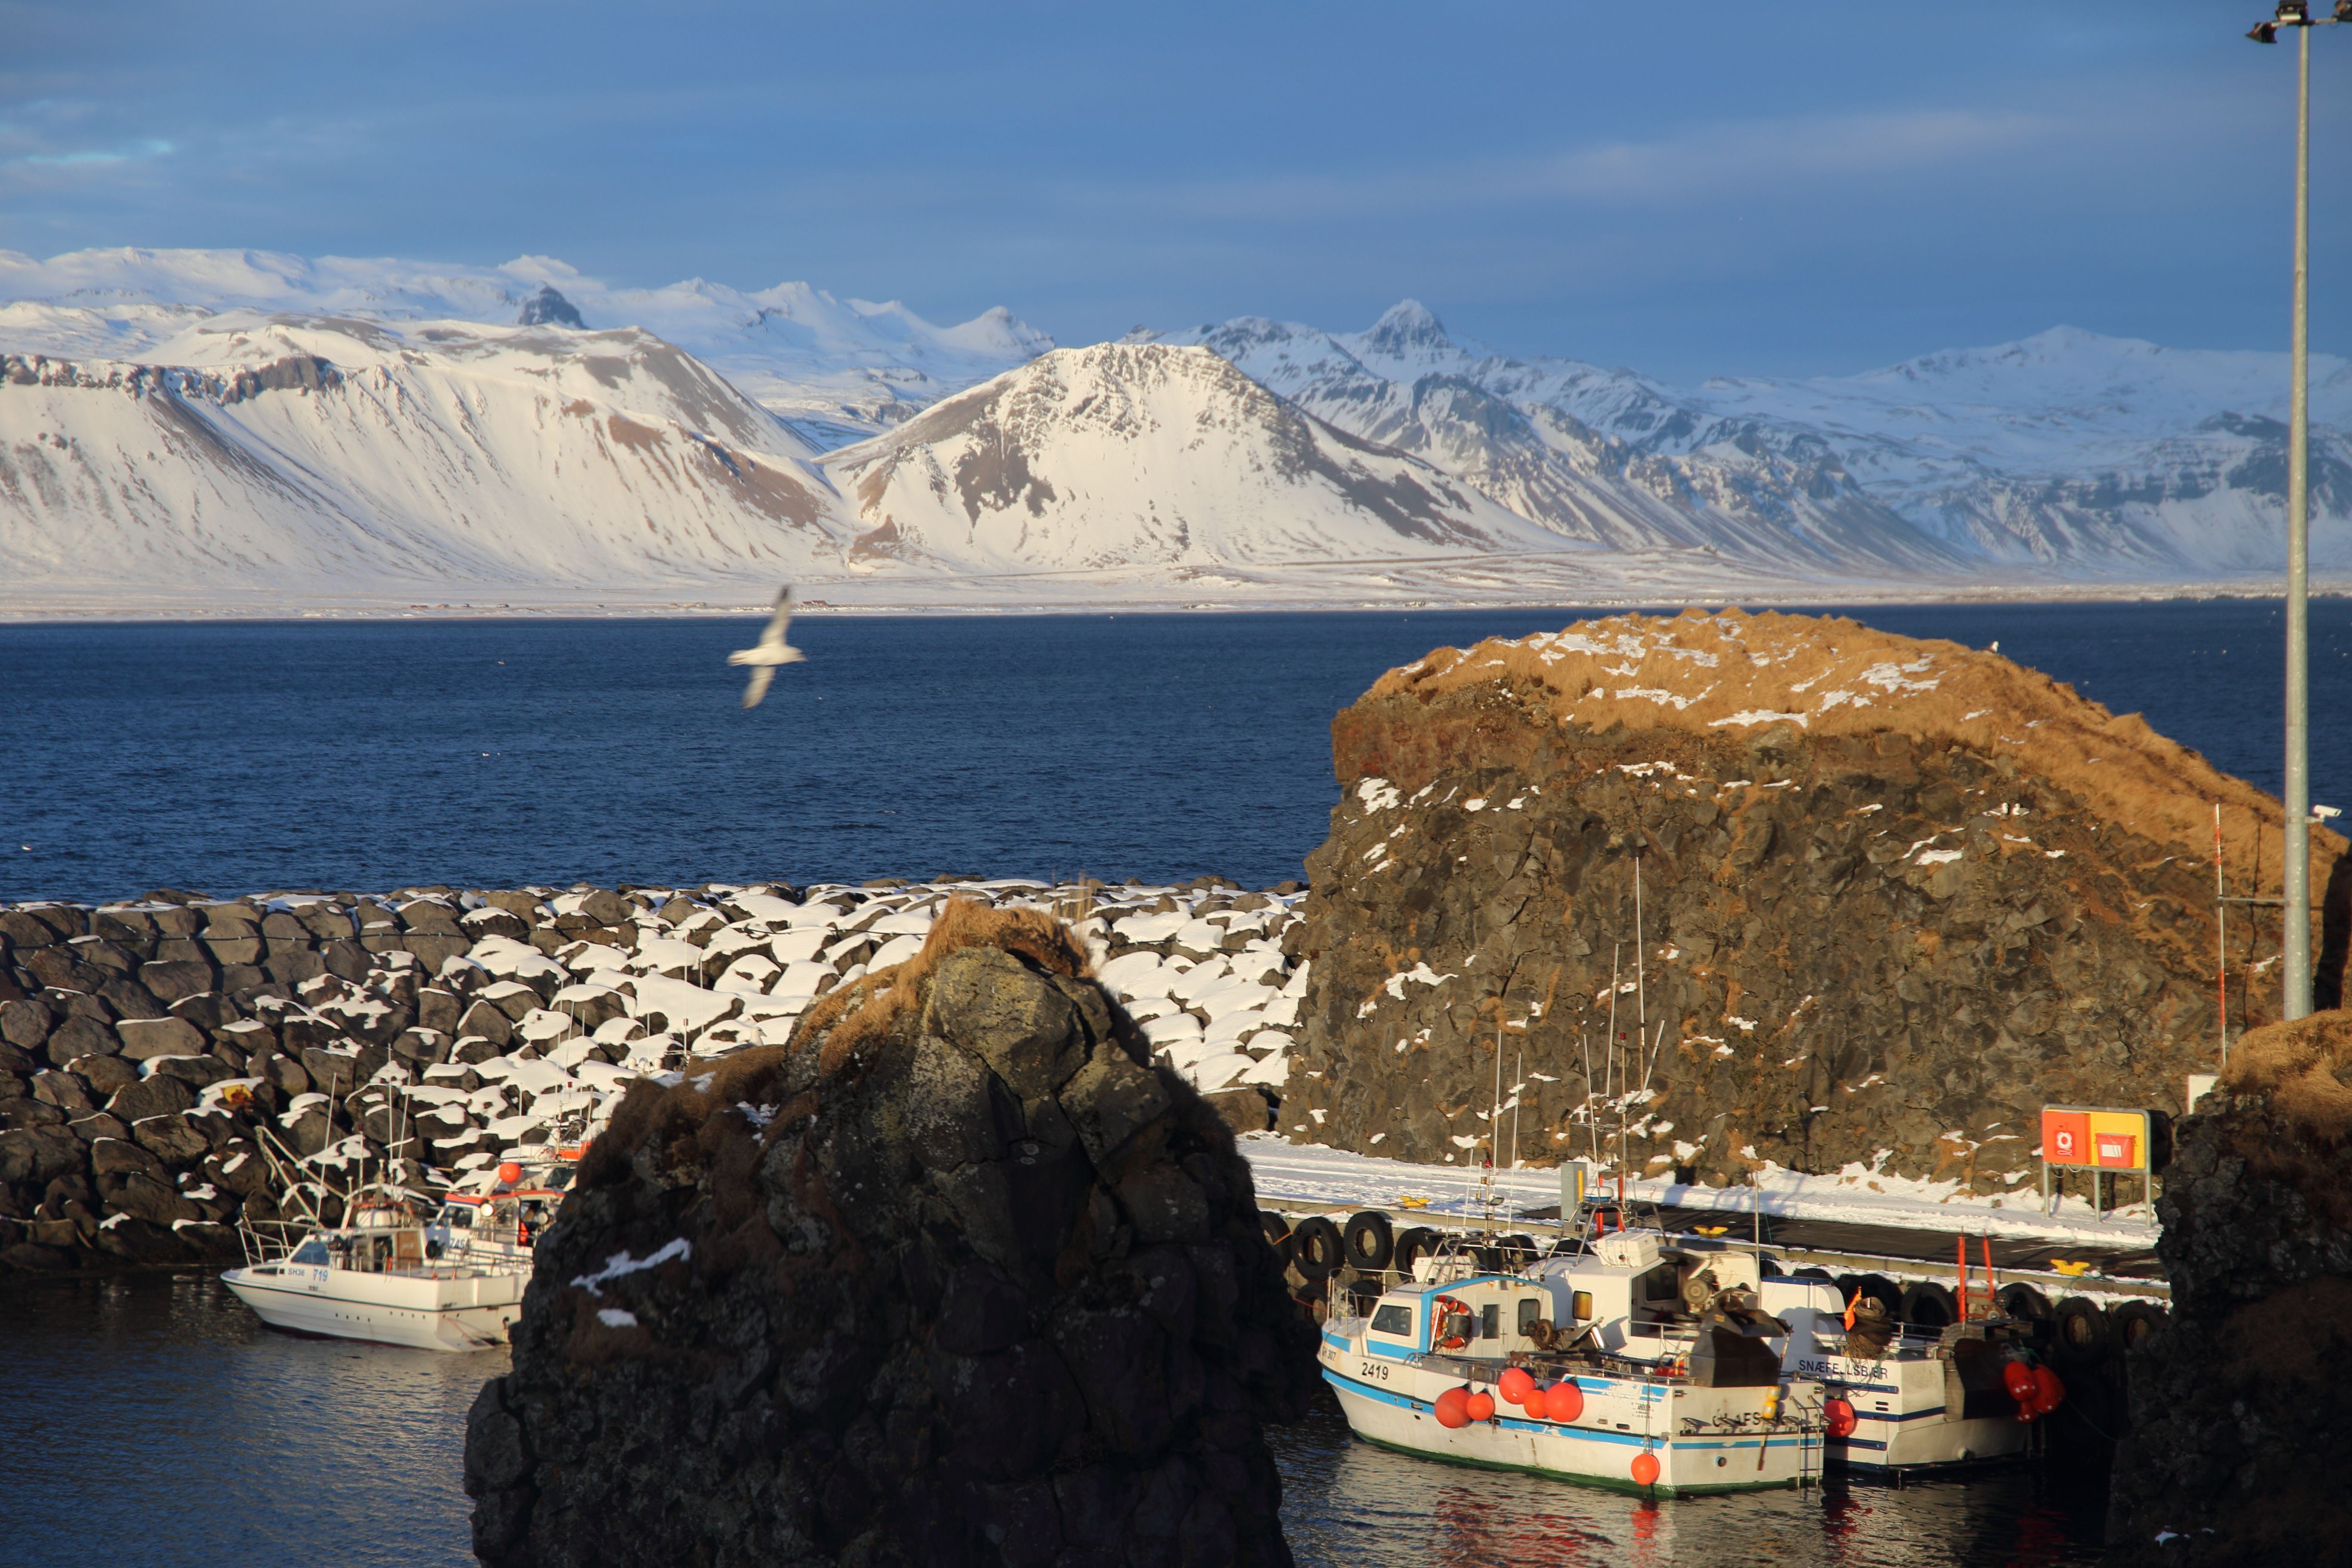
left=1289, top=609, right=2345, bottom=1186
left=2107, top=1012, right=2352, bottom=1564
left=466, top=899, right=1316, bottom=1568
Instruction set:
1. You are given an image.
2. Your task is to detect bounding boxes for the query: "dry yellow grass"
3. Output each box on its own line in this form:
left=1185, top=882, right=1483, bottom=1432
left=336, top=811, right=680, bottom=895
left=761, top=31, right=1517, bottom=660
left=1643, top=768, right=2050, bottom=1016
left=581, top=897, right=1094, bottom=1187
left=2223, top=1012, right=2352, bottom=1140
left=794, top=895, right=1092, bottom=1077
left=1367, top=607, right=2340, bottom=892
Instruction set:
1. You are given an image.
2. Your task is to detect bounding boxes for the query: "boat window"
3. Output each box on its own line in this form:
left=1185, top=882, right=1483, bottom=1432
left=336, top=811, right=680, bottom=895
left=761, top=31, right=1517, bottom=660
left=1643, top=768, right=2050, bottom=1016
left=1572, top=1291, right=1594, bottom=1323
left=445, top=1208, right=475, bottom=1228
left=1641, top=1262, right=1680, bottom=1302
left=1518, top=1297, right=1543, bottom=1333
left=290, top=1241, right=330, bottom=1265
left=1480, top=1304, right=1500, bottom=1340
left=547, top=1168, right=575, bottom=1190
left=1370, top=1304, right=1415, bottom=1337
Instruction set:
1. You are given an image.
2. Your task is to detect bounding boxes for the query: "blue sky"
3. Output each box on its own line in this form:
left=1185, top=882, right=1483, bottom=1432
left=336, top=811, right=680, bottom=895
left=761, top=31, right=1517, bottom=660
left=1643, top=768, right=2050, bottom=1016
left=6, top=1, right=2348, bottom=380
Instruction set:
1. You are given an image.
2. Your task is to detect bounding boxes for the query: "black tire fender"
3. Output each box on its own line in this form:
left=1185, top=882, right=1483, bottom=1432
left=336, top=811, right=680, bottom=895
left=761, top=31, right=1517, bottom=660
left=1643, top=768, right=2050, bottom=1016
left=1899, top=1281, right=1957, bottom=1329
left=1393, top=1225, right=1441, bottom=1279
left=1342, top=1210, right=1394, bottom=1272
left=1853, top=1273, right=1903, bottom=1318
left=2110, top=1299, right=2167, bottom=1353
left=1291, top=1216, right=1345, bottom=1282
left=2052, top=1296, right=2113, bottom=1369
left=1259, top=1210, right=1295, bottom=1268
left=1995, top=1282, right=2052, bottom=1323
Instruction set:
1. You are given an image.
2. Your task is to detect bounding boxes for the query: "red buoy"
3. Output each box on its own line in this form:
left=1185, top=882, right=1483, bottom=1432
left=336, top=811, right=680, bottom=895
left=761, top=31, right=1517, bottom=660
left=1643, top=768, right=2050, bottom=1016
left=1543, top=1380, right=1585, bottom=1422
left=1467, top=1390, right=1496, bottom=1421
left=496, top=1161, right=523, bottom=1184
left=1434, top=1387, right=1471, bottom=1429
left=1630, top=1451, right=1661, bottom=1488
left=2002, top=1361, right=2036, bottom=1403
left=1498, top=1366, right=1536, bottom=1406
left=1823, top=1397, right=1857, bottom=1439
left=2032, top=1364, right=2066, bottom=1415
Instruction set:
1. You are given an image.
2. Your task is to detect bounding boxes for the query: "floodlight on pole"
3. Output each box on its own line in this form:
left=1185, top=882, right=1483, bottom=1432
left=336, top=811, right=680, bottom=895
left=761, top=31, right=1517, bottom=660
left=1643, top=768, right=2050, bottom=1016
left=2247, top=0, right=2338, bottom=1019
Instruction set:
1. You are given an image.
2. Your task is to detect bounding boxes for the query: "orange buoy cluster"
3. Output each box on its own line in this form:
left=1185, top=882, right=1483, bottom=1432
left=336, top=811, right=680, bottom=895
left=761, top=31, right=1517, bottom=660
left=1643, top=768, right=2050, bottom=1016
left=2002, top=1359, right=2066, bottom=1421
left=1433, top=1371, right=1586, bottom=1428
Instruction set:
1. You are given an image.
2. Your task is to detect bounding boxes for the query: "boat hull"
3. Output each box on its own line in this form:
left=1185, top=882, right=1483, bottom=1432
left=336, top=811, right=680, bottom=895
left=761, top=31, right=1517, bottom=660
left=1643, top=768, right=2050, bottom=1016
left=222, top=1263, right=524, bottom=1352
left=1322, top=1364, right=1814, bottom=1497
left=1798, top=1351, right=2031, bottom=1473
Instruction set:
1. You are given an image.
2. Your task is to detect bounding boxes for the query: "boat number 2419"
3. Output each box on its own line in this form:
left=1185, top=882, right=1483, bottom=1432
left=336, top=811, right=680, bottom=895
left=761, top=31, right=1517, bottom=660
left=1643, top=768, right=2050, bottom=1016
left=1356, top=1361, right=1391, bottom=1383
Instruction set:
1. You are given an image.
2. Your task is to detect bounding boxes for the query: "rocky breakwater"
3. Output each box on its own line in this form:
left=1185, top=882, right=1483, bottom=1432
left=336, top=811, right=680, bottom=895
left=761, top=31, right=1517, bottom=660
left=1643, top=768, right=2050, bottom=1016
left=1284, top=608, right=2344, bottom=1188
left=463, top=899, right=1317, bottom=1568
left=2107, top=1013, right=2352, bottom=1564
left=0, top=875, right=1310, bottom=1272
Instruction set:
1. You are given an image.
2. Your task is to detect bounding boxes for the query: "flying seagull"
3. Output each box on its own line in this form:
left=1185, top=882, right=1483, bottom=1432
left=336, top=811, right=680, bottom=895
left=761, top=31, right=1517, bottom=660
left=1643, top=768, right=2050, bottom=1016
left=727, top=586, right=806, bottom=708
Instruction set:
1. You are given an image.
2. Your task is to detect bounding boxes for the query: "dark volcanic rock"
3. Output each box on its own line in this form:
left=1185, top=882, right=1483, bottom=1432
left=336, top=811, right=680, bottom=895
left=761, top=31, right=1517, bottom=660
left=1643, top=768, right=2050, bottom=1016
left=1288, top=610, right=2342, bottom=1186
left=466, top=899, right=1315, bottom=1568
left=2108, top=1013, right=2352, bottom=1564
left=516, top=284, right=586, bottom=329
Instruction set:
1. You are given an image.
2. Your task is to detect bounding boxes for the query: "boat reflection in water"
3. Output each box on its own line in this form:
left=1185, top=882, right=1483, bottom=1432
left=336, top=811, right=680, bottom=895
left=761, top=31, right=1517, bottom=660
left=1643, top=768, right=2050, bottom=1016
left=1269, top=1403, right=2103, bottom=1568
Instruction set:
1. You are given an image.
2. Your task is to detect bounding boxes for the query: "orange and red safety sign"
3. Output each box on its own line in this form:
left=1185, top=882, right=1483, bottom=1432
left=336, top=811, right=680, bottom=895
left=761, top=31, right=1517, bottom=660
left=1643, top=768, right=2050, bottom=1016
left=2040, top=1107, right=2152, bottom=1171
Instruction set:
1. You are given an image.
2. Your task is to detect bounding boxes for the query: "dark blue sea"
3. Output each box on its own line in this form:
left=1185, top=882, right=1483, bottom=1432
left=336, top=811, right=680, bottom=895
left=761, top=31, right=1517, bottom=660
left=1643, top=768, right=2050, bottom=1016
left=2, top=597, right=2338, bottom=1565
left=1, top=599, right=2346, bottom=906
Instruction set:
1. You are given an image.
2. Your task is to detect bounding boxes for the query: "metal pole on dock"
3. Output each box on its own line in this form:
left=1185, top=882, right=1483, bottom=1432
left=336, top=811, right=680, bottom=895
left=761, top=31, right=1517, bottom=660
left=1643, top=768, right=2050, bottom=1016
left=2248, top=1, right=2338, bottom=1018
left=2286, top=14, right=2316, bottom=1020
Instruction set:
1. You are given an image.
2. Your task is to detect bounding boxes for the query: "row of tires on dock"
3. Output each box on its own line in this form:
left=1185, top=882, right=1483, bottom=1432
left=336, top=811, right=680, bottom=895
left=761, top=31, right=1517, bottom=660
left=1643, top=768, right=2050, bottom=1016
left=1261, top=1209, right=2166, bottom=1468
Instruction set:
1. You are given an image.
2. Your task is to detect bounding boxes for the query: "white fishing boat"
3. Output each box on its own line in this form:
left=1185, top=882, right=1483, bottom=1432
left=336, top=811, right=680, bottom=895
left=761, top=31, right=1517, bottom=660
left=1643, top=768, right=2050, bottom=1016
left=1319, top=1231, right=1828, bottom=1495
left=1316, top=1220, right=2050, bottom=1491
left=221, top=1158, right=570, bottom=1352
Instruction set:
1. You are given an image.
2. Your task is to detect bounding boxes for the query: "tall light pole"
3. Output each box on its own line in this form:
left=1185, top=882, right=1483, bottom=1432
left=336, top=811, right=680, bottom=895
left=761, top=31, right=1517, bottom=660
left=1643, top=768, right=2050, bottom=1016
left=2249, top=1, right=2344, bottom=1019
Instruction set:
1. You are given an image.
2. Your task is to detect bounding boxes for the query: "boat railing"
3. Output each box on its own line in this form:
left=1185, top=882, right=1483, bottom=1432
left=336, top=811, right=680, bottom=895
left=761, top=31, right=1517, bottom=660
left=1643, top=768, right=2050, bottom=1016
left=233, top=1216, right=312, bottom=1268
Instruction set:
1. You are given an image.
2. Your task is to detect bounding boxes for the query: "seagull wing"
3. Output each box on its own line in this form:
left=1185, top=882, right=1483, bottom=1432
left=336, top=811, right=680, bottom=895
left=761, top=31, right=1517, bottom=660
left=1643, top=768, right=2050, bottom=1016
left=741, top=665, right=775, bottom=709
left=758, top=585, right=796, bottom=649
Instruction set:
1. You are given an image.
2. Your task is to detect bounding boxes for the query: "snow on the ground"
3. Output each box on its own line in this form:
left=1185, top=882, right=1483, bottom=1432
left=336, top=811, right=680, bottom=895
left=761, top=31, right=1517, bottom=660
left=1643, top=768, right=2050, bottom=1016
left=1238, top=1135, right=2159, bottom=1249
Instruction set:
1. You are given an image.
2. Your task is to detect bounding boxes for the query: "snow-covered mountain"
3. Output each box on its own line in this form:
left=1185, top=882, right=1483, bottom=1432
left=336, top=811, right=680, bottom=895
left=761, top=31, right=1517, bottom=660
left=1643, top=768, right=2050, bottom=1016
left=1151, top=304, right=1965, bottom=576
left=0, top=245, right=2344, bottom=615
left=1152, top=304, right=2352, bottom=576
left=822, top=342, right=1573, bottom=575
left=0, top=312, right=858, bottom=600
left=0, top=247, right=1050, bottom=445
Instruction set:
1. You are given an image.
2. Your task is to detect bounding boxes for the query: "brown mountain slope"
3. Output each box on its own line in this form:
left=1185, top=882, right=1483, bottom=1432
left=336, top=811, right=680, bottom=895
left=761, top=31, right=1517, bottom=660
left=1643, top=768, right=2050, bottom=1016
left=1285, top=608, right=2347, bottom=1188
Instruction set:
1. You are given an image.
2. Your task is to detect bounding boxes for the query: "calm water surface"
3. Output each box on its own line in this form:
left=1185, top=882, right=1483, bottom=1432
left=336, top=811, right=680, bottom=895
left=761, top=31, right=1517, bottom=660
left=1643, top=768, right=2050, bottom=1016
left=0, top=1274, right=2102, bottom=1568
left=0, top=599, right=2317, bottom=1562
left=1, top=599, right=2347, bottom=904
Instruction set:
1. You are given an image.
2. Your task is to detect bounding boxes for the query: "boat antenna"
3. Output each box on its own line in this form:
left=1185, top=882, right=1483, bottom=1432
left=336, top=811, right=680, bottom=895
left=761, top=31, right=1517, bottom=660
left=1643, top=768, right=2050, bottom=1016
left=2216, top=801, right=2230, bottom=1066
left=1604, top=945, right=1621, bottom=1181
left=1488, top=1008, right=1505, bottom=1230
left=1634, top=854, right=1647, bottom=1046
left=1509, top=1047, right=1525, bottom=1175
left=1580, top=1027, right=1598, bottom=1164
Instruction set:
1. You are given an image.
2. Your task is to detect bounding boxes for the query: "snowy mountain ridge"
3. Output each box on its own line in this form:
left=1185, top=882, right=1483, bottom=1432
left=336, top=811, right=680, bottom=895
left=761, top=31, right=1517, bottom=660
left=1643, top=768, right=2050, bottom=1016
left=1147, top=303, right=2352, bottom=574
left=1, top=245, right=2346, bottom=613
left=0, top=247, right=1051, bottom=445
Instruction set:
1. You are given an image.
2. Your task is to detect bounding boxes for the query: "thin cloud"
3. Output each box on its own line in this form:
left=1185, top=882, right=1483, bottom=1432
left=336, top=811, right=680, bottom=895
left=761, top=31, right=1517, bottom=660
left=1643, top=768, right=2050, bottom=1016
left=13, top=138, right=175, bottom=168
left=1130, top=108, right=2059, bottom=224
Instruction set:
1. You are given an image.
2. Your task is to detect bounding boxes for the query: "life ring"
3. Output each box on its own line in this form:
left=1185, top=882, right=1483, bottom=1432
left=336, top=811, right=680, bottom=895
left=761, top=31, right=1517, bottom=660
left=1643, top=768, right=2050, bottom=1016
left=1431, top=1294, right=1473, bottom=1350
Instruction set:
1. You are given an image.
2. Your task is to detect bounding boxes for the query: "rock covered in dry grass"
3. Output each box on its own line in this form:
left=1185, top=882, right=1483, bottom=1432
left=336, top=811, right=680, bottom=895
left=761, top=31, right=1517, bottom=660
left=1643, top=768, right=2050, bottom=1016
left=2107, top=1011, right=2352, bottom=1565
left=1287, top=608, right=2346, bottom=1187
left=464, top=899, right=1318, bottom=1568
